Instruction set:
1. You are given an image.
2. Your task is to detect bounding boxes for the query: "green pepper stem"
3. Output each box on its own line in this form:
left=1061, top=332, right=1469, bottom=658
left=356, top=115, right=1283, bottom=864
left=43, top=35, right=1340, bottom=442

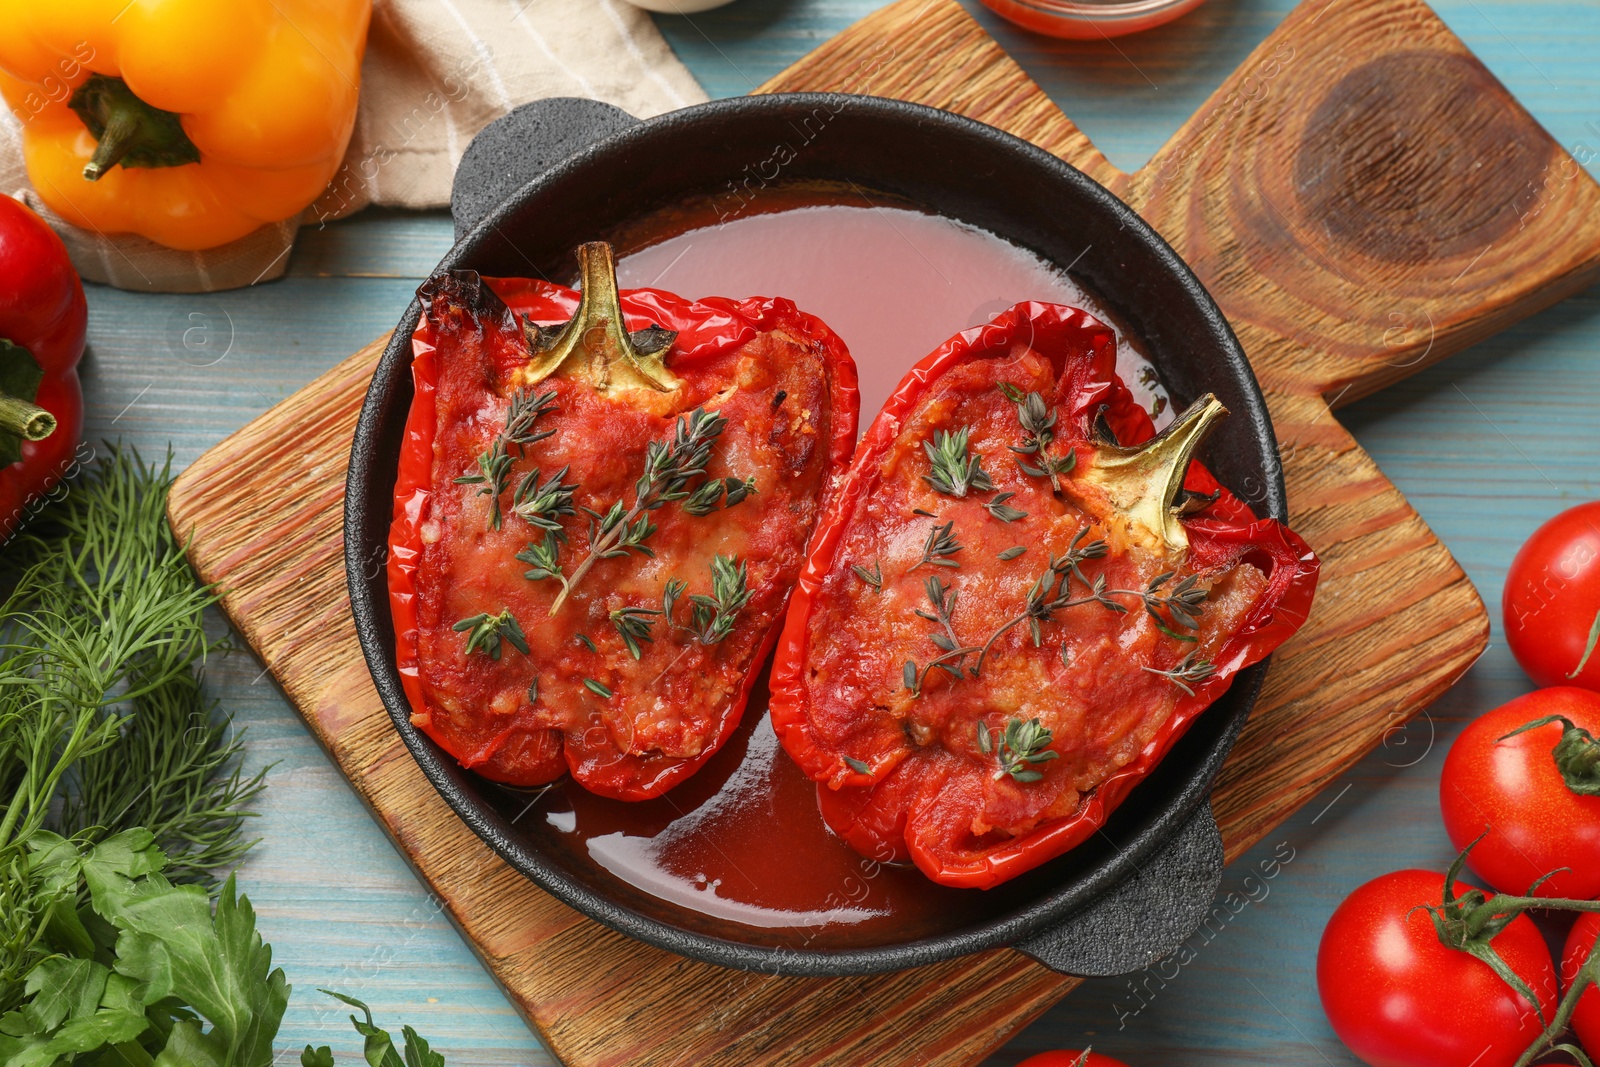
left=519, top=242, right=681, bottom=396
left=68, top=74, right=200, bottom=181
left=1078, top=394, right=1228, bottom=555
left=0, top=394, right=56, bottom=442
left=83, top=109, right=140, bottom=181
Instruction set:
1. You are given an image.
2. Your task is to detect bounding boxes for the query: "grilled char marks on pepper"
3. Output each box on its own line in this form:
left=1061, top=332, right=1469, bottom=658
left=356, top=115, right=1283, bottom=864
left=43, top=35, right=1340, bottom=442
left=398, top=249, right=857, bottom=801
left=769, top=300, right=1319, bottom=889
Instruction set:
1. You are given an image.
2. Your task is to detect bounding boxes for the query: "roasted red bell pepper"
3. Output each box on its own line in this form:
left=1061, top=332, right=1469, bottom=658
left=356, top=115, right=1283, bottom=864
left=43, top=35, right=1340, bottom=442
left=0, top=195, right=86, bottom=542
left=389, top=243, right=858, bottom=801
left=769, top=301, right=1318, bottom=888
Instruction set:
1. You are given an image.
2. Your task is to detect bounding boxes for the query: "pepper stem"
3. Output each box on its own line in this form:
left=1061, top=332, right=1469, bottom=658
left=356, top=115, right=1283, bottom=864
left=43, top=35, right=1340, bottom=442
left=1079, top=394, right=1228, bottom=555
left=68, top=74, right=200, bottom=181
left=0, top=338, right=55, bottom=467
left=519, top=242, right=681, bottom=396
left=0, top=396, right=55, bottom=442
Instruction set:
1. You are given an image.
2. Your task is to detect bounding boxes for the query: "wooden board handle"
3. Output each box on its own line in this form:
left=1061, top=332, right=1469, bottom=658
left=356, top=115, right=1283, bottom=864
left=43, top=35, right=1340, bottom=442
left=1122, top=0, right=1600, bottom=402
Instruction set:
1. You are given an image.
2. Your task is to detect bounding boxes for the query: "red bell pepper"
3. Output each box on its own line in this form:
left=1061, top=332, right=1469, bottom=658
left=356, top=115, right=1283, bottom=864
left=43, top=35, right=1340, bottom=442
left=769, top=301, right=1318, bottom=889
left=389, top=243, right=858, bottom=801
left=0, top=195, right=86, bottom=542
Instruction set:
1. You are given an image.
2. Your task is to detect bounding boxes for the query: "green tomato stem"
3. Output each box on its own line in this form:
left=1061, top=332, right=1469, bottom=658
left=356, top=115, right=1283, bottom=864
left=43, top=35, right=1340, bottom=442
left=1512, top=934, right=1599, bottom=1067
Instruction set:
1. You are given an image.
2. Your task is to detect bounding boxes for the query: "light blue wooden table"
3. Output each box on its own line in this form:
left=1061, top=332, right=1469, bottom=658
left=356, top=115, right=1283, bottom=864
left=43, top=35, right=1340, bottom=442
left=74, top=0, right=1600, bottom=1063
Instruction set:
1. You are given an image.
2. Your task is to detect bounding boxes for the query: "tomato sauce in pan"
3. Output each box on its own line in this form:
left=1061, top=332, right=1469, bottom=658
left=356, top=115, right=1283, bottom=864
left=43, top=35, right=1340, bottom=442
left=486, top=196, right=1170, bottom=946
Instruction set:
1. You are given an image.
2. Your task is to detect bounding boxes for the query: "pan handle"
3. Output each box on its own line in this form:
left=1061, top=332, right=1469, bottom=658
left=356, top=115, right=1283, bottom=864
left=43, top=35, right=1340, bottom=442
left=1014, top=801, right=1225, bottom=977
left=450, top=98, right=640, bottom=241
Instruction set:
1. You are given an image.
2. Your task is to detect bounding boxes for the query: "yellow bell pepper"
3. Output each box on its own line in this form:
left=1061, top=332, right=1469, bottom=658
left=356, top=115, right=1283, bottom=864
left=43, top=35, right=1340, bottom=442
left=0, top=0, right=371, bottom=251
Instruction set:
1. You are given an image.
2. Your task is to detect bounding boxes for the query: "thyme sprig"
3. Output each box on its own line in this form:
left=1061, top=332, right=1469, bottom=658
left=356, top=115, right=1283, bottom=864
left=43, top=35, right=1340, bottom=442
left=1098, top=571, right=1210, bottom=636
left=665, top=554, right=751, bottom=646
left=984, top=491, right=1027, bottom=523
left=969, top=530, right=1111, bottom=676
left=923, top=427, right=994, bottom=498
left=1142, top=651, right=1216, bottom=695
left=914, top=576, right=975, bottom=676
left=978, top=716, right=1060, bottom=782
left=511, top=464, right=579, bottom=534
left=551, top=407, right=727, bottom=612
left=683, top=476, right=757, bottom=517
left=852, top=560, right=883, bottom=591
left=909, top=520, right=963, bottom=573
left=998, top=382, right=1075, bottom=491
left=454, top=388, right=560, bottom=530
left=453, top=609, right=528, bottom=660
left=516, top=532, right=569, bottom=600
left=610, top=605, right=661, bottom=660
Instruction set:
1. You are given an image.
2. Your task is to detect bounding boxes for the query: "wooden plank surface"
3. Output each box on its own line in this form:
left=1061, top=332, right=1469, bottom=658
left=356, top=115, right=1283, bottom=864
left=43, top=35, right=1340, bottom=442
left=63, top=0, right=1600, bottom=1064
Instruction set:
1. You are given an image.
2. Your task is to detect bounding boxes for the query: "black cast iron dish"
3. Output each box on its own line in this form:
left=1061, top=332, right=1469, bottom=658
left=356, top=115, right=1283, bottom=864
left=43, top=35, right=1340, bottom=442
left=345, top=94, right=1285, bottom=978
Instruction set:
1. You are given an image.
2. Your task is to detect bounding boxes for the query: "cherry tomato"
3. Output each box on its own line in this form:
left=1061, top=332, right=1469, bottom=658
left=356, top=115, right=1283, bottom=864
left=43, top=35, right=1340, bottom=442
left=1017, top=1053, right=1130, bottom=1067
left=1318, top=869, right=1556, bottom=1067
left=1439, top=687, right=1600, bottom=899
left=1504, top=501, right=1600, bottom=692
left=1565, top=912, right=1600, bottom=1055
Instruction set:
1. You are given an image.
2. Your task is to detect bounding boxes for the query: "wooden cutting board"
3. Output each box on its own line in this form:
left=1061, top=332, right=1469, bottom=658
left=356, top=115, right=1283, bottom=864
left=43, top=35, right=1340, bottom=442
left=167, top=1, right=1600, bottom=1064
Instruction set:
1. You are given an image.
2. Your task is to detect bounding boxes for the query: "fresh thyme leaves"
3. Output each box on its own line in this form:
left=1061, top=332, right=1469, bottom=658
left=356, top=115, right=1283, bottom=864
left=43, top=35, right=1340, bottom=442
left=517, top=532, right=570, bottom=599
left=999, top=383, right=1075, bottom=491
left=1143, top=651, right=1216, bottom=696
left=453, top=609, right=528, bottom=660
left=687, top=555, right=751, bottom=645
left=970, top=529, right=1111, bottom=677
left=985, top=491, right=1028, bottom=523
left=682, top=475, right=757, bottom=517
left=922, top=427, right=994, bottom=498
left=528, top=677, right=540, bottom=703
left=502, top=387, right=561, bottom=451
left=915, top=576, right=968, bottom=661
left=903, top=577, right=982, bottom=696
left=553, top=406, right=727, bottom=612
left=583, top=677, right=614, bottom=698
left=852, top=560, right=883, bottom=591
left=979, top=717, right=1060, bottom=782
left=998, top=546, right=1026, bottom=561
left=577, top=633, right=597, bottom=653
left=1097, top=571, right=1209, bottom=633
left=843, top=756, right=871, bottom=775
left=909, top=520, right=963, bottom=573
left=663, top=556, right=751, bottom=646
left=610, top=605, right=661, bottom=660
left=453, top=439, right=514, bottom=529
left=455, top=388, right=560, bottom=530
left=511, top=464, right=579, bottom=533
left=912, top=507, right=939, bottom=518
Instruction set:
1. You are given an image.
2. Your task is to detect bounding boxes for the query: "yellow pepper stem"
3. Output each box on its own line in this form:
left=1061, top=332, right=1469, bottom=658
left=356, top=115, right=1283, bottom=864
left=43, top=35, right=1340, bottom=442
left=68, top=75, right=200, bottom=181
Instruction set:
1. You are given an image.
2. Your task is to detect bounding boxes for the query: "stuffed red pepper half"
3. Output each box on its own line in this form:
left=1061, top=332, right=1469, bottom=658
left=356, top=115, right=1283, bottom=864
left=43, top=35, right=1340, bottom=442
left=389, top=243, right=858, bottom=801
left=769, top=301, right=1318, bottom=888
